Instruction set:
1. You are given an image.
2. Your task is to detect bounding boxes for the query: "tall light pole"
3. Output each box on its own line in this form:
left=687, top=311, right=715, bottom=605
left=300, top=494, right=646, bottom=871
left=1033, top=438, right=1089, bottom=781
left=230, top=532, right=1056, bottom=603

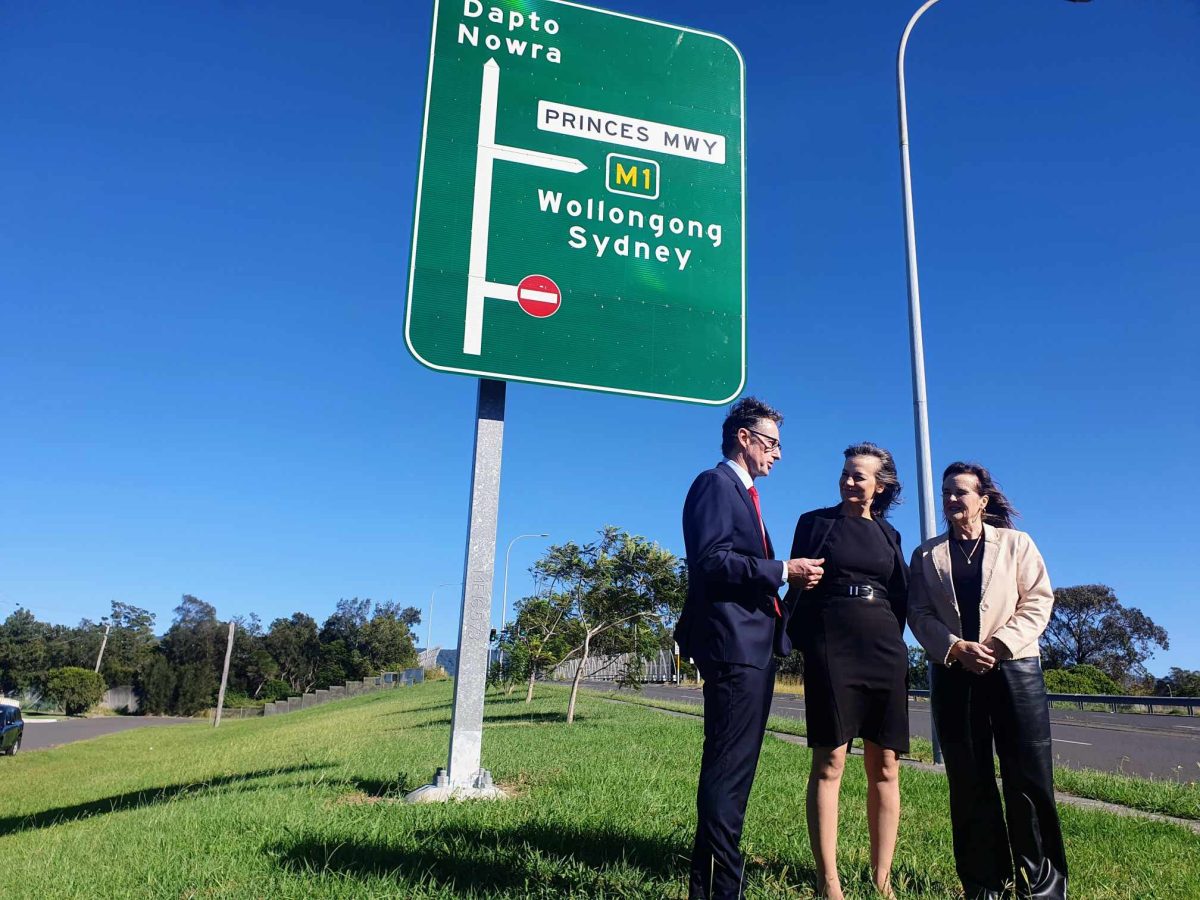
left=427, top=581, right=462, bottom=654
left=896, top=0, right=1091, bottom=764
left=500, top=533, right=549, bottom=635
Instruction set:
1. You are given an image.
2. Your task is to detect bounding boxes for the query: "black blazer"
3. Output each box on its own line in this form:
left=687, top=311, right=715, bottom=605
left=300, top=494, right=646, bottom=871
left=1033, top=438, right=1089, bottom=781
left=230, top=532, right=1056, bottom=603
left=786, top=505, right=909, bottom=646
left=675, top=464, right=791, bottom=669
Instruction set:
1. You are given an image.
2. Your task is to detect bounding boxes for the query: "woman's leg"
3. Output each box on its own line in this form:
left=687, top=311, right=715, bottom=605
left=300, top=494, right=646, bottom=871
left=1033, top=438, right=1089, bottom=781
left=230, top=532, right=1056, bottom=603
left=992, top=659, right=1068, bottom=899
left=932, top=665, right=1012, bottom=899
left=864, top=740, right=901, bottom=897
left=807, top=744, right=848, bottom=899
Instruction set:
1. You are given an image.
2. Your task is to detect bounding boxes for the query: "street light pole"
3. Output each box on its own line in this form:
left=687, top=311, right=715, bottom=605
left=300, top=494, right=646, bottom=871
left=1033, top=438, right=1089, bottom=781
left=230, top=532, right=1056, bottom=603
left=897, top=0, right=944, bottom=552
left=427, top=581, right=462, bottom=656
left=500, top=533, right=549, bottom=635
left=897, top=0, right=1093, bottom=767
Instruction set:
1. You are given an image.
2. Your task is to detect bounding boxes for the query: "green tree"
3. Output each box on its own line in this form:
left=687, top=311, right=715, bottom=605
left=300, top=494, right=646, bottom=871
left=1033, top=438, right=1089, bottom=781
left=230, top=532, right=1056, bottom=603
left=1043, top=664, right=1121, bottom=695
left=360, top=601, right=420, bottom=673
left=1155, top=668, right=1200, bottom=698
left=265, top=613, right=322, bottom=693
left=98, top=601, right=158, bottom=687
left=536, top=527, right=687, bottom=724
left=1042, top=585, right=1168, bottom=685
left=44, top=666, right=106, bottom=715
left=499, top=592, right=581, bottom=702
left=907, top=645, right=929, bottom=690
left=174, top=662, right=218, bottom=715
left=135, top=654, right=177, bottom=714
left=0, top=608, right=49, bottom=695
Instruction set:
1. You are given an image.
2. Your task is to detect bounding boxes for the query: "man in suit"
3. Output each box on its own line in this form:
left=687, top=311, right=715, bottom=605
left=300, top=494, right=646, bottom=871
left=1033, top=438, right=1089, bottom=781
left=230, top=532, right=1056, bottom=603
left=676, top=397, right=825, bottom=900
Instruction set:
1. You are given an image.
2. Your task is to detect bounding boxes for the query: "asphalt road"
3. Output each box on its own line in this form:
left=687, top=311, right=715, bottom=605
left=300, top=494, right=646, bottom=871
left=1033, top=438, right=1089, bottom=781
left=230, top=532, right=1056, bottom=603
left=17, top=716, right=198, bottom=751
left=589, top=682, right=1200, bottom=782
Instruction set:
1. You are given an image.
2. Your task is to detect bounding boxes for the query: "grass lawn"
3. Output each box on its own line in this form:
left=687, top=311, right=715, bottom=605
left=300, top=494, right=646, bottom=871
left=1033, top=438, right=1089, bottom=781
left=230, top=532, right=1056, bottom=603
left=592, top=687, right=1200, bottom=822
left=1, top=682, right=1197, bottom=899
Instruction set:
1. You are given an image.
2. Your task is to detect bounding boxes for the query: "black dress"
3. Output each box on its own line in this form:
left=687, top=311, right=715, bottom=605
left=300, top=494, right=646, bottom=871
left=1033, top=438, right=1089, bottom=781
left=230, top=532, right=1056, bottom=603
left=790, top=510, right=909, bottom=752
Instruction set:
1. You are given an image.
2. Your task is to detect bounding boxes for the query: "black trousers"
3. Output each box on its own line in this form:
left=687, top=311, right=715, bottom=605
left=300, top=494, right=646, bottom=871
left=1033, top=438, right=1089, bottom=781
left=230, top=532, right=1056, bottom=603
left=932, top=659, right=1068, bottom=900
left=689, top=660, right=776, bottom=900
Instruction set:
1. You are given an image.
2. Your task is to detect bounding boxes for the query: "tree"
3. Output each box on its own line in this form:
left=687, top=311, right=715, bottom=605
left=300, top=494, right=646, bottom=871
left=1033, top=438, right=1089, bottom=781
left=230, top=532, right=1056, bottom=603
left=44, top=666, right=106, bottom=715
left=0, top=608, right=49, bottom=695
left=1043, top=664, right=1120, bottom=695
left=536, top=527, right=687, bottom=724
left=265, top=613, right=322, bottom=693
left=135, top=654, right=177, bottom=714
left=1155, top=668, right=1200, bottom=698
left=1042, top=585, right=1168, bottom=685
left=99, top=601, right=158, bottom=687
left=360, top=601, right=420, bottom=673
left=174, top=662, right=217, bottom=715
left=499, top=593, right=581, bottom=702
left=907, top=646, right=929, bottom=690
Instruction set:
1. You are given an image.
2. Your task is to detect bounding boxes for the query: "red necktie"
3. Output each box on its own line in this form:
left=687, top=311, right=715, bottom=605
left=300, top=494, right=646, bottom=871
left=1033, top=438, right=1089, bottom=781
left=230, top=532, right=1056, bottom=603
left=748, top=485, right=782, bottom=617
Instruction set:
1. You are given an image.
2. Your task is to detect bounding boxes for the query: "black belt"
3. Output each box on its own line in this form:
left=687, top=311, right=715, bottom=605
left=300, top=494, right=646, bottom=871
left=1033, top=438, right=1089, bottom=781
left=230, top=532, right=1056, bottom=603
left=826, top=584, right=885, bottom=600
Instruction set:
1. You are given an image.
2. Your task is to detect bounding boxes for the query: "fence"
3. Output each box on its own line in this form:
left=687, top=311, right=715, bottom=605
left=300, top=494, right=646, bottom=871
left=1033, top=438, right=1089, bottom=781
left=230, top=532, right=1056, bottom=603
left=205, top=668, right=425, bottom=719
left=552, top=650, right=678, bottom=684
left=908, top=689, right=1197, bottom=716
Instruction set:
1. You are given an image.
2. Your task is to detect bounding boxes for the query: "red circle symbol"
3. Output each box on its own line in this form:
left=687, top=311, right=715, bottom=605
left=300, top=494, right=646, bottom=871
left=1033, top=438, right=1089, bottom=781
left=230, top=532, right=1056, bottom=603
left=516, top=274, right=561, bottom=319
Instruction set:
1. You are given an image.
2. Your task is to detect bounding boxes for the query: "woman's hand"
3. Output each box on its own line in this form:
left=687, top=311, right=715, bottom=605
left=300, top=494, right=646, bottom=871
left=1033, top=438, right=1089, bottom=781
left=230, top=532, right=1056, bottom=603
left=982, top=637, right=1013, bottom=661
left=950, top=640, right=997, bottom=674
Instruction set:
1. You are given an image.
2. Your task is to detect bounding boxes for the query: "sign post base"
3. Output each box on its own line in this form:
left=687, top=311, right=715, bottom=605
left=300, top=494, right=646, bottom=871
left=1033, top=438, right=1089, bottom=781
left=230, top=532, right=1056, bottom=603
left=405, top=766, right=508, bottom=804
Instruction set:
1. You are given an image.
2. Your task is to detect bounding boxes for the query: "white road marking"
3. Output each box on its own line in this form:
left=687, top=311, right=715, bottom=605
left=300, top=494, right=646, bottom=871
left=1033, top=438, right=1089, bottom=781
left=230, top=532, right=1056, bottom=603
left=1052, top=738, right=1092, bottom=746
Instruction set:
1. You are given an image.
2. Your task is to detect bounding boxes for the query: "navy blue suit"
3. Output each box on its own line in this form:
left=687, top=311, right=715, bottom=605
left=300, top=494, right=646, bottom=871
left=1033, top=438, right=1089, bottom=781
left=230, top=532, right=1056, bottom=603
left=676, top=463, right=789, bottom=900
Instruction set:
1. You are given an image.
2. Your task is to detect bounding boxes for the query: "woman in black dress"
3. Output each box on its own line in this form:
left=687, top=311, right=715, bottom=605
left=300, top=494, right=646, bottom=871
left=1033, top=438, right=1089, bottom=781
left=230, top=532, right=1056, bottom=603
left=788, top=443, right=909, bottom=900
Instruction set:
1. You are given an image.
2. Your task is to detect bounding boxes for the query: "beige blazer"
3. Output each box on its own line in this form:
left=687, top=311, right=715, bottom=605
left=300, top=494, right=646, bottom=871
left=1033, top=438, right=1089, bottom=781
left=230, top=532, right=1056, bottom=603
left=907, top=524, right=1054, bottom=665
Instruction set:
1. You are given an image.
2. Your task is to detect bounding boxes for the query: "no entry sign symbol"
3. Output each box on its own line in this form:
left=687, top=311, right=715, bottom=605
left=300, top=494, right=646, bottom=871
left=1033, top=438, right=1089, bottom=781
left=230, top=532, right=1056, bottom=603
left=516, top=274, right=561, bottom=318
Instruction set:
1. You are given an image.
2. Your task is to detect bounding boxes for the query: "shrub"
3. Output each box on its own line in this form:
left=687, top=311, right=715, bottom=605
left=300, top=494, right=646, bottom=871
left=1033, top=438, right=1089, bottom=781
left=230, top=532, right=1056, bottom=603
left=44, top=667, right=106, bottom=715
left=1044, top=664, right=1121, bottom=695
left=135, top=655, right=176, bottom=715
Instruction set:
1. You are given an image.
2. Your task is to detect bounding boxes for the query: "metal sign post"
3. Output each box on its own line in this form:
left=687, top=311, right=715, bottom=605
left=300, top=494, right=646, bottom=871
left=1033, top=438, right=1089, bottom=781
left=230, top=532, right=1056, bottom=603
left=407, top=379, right=507, bottom=801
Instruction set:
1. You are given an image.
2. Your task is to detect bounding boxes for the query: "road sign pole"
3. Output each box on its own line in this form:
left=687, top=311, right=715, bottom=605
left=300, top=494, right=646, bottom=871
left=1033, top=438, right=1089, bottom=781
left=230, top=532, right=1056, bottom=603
left=213, top=621, right=236, bottom=728
left=408, top=378, right=507, bottom=802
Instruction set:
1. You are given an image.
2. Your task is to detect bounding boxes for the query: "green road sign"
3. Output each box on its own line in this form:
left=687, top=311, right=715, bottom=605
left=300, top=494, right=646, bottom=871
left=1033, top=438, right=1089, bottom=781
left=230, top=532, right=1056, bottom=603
left=405, top=0, right=745, bottom=404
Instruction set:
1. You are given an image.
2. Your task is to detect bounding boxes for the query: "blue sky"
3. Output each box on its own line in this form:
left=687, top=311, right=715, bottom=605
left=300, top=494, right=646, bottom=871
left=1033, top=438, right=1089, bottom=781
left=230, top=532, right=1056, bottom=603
left=2, top=0, right=1197, bottom=674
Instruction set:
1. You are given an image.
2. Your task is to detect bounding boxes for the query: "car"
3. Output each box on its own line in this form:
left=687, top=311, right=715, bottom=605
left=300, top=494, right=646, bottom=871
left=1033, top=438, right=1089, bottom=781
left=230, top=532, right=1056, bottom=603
left=1, top=698, right=23, bottom=756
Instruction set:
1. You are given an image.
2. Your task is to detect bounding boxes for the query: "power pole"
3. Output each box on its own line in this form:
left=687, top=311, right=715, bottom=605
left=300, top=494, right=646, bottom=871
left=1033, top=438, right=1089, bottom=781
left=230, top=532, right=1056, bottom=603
left=93, top=623, right=111, bottom=674
left=213, top=621, right=236, bottom=728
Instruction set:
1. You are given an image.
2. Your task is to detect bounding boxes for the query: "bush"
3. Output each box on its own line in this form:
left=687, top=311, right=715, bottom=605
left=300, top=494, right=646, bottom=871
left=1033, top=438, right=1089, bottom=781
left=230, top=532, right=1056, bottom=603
left=135, top=655, right=176, bottom=715
left=258, top=679, right=293, bottom=702
left=1044, top=664, right=1121, bottom=695
left=174, top=663, right=217, bottom=715
left=44, top=667, right=107, bottom=715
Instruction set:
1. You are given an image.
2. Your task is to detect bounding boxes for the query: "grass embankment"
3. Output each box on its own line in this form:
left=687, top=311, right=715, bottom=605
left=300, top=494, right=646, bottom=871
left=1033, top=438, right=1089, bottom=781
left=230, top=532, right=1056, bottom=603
left=591, top=687, right=1200, bottom=822
left=1, top=683, right=1197, bottom=899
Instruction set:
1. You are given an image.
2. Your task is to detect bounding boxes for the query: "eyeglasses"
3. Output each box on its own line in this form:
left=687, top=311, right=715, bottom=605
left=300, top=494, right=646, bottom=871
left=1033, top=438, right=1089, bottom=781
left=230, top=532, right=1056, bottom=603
left=747, top=429, right=782, bottom=452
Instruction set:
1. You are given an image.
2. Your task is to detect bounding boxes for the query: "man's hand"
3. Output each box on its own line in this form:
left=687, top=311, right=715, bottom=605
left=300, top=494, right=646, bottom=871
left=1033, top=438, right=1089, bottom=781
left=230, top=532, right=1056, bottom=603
left=786, top=557, right=824, bottom=590
left=950, top=640, right=997, bottom=674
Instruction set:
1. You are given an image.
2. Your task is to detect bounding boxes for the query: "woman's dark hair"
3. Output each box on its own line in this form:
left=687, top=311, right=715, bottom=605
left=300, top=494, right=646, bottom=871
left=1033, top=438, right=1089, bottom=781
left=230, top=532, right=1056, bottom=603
left=721, top=396, right=783, bottom=457
left=941, top=461, right=1019, bottom=529
left=843, top=442, right=902, bottom=518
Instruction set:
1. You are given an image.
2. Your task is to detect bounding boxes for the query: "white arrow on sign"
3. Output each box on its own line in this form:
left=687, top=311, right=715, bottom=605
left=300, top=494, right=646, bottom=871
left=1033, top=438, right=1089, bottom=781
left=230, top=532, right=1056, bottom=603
left=463, top=59, right=586, bottom=356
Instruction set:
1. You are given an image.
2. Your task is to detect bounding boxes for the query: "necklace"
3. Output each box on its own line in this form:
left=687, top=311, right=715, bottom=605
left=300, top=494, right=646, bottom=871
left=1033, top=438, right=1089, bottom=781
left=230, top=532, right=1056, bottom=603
left=954, top=535, right=983, bottom=565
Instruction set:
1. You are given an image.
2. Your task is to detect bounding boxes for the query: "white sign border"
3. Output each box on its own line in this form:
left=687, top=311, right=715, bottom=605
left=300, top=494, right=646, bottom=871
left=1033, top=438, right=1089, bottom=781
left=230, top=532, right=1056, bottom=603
left=403, top=0, right=747, bottom=406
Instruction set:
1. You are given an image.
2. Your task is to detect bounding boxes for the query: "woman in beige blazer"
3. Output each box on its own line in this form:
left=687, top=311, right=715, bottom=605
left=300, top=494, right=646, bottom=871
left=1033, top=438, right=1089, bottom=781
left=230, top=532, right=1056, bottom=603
left=908, top=462, right=1066, bottom=900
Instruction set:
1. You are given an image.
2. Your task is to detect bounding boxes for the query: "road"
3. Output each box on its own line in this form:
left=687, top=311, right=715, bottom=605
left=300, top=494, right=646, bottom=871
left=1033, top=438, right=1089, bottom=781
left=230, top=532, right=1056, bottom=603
left=587, top=682, right=1200, bottom=782
left=18, top=716, right=198, bottom=751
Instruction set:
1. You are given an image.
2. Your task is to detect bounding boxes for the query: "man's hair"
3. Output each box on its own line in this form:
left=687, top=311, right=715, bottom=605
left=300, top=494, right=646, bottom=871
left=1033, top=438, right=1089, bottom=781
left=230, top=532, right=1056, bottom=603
left=721, top=396, right=783, bottom=457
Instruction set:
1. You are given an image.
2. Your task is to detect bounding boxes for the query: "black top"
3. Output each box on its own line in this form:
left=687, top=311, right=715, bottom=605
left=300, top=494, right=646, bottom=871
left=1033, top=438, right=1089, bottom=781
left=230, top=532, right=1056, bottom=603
left=825, top=515, right=895, bottom=593
left=950, top=536, right=985, bottom=642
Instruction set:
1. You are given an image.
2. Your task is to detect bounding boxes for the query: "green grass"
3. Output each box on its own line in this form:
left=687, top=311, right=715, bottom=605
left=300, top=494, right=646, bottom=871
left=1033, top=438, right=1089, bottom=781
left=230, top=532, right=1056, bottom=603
left=591, top=687, right=1200, bottom=822
left=1, top=682, right=1197, bottom=898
